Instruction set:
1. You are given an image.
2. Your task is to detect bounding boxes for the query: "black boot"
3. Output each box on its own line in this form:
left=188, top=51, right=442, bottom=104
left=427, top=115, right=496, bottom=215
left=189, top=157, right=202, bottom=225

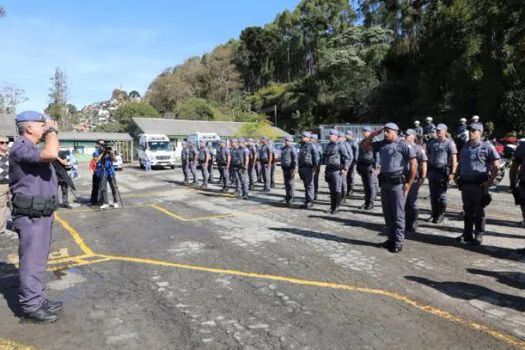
left=365, top=202, right=374, bottom=210
left=325, top=193, right=335, bottom=214
left=332, top=193, right=342, bottom=214
left=24, top=306, right=59, bottom=324
left=435, top=203, right=446, bottom=224
left=43, top=299, right=64, bottom=313
left=473, top=217, right=486, bottom=245
left=413, top=208, right=419, bottom=233
left=456, top=213, right=474, bottom=243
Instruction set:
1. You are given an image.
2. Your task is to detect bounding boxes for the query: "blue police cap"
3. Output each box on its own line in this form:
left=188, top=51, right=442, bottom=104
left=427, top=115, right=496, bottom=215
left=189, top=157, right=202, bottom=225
left=338, top=131, right=346, bottom=137
left=362, top=126, right=373, bottom=132
left=302, top=131, right=311, bottom=138
left=231, top=138, right=238, bottom=143
left=329, top=129, right=339, bottom=136
left=239, top=137, right=246, bottom=143
left=468, top=123, right=484, bottom=132
left=384, top=123, right=399, bottom=131
left=261, top=136, right=269, bottom=141
left=284, top=135, right=293, bottom=142
left=436, top=123, right=448, bottom=131
left=16, top=111, right=48, bottom=123
left=405, top=129, right=417, bottom=136
left=346, top=130, right=353, bottom=137
left=311, top=134, right=318, bottom=140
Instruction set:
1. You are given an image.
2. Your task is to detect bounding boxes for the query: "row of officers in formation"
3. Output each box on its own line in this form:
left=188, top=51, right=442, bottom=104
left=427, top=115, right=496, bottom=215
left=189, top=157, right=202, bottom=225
left=179, top=120, right=504, bottom=254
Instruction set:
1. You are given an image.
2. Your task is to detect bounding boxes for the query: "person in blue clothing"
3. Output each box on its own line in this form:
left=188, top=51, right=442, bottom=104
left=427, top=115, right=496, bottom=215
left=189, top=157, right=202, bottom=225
left=145, top=156, right=152, bottom=172
left=92, top=140, right=119, bottom=209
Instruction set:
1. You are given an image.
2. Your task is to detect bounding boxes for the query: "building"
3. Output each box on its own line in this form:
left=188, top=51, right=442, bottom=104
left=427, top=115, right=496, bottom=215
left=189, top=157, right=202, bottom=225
left=130, top=118, right=289, bottom=154
left=59, top=132, right=133, bottom=162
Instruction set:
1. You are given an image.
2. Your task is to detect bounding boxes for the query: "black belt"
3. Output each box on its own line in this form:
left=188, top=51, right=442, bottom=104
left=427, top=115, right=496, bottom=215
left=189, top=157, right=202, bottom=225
left=12, top=193, right=58, bottom=218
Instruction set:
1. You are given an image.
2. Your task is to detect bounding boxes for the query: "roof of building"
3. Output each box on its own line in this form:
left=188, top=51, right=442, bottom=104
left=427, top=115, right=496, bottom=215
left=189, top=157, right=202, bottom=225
left=0, top=113, right=17, bottom=137
left=132, top=118, right=288, bottom=137
left=59, top=132, right=132, bottom=141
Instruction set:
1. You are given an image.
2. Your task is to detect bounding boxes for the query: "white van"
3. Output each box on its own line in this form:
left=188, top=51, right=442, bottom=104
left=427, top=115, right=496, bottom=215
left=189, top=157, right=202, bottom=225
left=138, top=134, right=176, bottom=169
left=187, top=132, right=221, bottom=147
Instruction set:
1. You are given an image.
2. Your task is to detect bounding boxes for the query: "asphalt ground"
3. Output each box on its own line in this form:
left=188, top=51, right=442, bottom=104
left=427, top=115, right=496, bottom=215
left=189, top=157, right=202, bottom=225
left=0, top=163, right=524, bottom=349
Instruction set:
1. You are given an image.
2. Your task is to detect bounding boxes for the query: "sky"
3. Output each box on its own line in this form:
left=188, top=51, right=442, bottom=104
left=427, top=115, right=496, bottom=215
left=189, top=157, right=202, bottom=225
left=0, top=0, right=299, bottom=112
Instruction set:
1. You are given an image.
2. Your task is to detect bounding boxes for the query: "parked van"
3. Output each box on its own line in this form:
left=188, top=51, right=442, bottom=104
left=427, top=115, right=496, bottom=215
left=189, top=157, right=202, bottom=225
left=138, top=134, right=176, bottom=169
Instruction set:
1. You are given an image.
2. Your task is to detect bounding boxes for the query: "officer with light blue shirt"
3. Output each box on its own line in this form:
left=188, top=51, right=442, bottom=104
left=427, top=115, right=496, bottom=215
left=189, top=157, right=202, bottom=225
left=298, top=131, right=320, bottom=208
left=455, top=123, right=500, bottom=245
left=338, top=131, right=354, bottom=203
left=426, top=123, right=458, bottom=223
left=345, top=130, right=359, bottom=197
left=10, top=111, right=63, bottom=322
left=215, top=140, right=231, bottom=192
left=364, top=123, right=417, bottom=253
left=324, top=129, right=350, bottom=214
left=310, top=134, right=323, bottom=201
left=280, top=135, right=297, bottom=205
left=357, top=126, right=379, bottom=210
left=231, top=138, right=250, bottom=199
left=259, top=137, right=273, bottom=192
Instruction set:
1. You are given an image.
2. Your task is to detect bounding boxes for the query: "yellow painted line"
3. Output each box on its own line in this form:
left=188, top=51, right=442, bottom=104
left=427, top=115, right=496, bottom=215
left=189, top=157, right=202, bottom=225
left=46, top=257, right=111, bottom=272
left=149, top=204, right=188, bottom=221
left=48, top=254, right=91, bottom=265
left=54, top=213, right=94, bottom=255
left=100, top=253, right=525, bottom=349
left=0, top=337, right=35, bottom=349
left=61, top=204, right=148, bottom=213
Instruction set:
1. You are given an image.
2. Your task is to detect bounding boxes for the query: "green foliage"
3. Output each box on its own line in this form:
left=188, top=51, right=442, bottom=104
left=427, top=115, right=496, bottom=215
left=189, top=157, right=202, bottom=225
left=113, top=101, right=159, bottom=130
left=94, top=122, right=125, bottom=133
left=174, top=98, right=214, bottom=120
left=234, top=121, right=282, bottom=140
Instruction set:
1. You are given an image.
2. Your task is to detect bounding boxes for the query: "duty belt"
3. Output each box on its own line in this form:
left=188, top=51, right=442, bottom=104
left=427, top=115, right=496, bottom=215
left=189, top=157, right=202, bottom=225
left=12, top=193, right=58, bottom=218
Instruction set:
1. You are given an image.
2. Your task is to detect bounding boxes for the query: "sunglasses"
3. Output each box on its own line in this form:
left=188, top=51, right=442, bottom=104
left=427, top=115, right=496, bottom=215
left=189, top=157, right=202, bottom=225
left=0, top=141, right=7, bottom=145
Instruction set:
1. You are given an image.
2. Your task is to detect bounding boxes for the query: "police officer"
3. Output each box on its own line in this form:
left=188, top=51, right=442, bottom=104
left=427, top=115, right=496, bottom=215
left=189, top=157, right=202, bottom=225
left=324, top=129, right=350, bottom=214
left=10, top=111, right=63, bottom=322
left=471, top=115, right=480, bottom=124
left=423, top=117, right=436, bottom=137
left=455, top=122, right=500, bottom=245
left=404, top=129, right=428, bottom=235
left=197, top=141, right=210, bottom=188
left=338, top=131, right=354, bottom=203
left=364, top=123, right=417, bottom=253
left=188, top=142, right=198, bottom=184
left=215, top=140, right=231, bottom=192
left=456, top=118, right=469, bottom=151
left=53, top=151, right=72, bottom=209
left=426, top=123, right=458, bottom=223
left=207, top=142, right=215, bottom=183
left=181, top=142, right=190, bottom=184
left=298, top=131, right=320, bottom=209
left=246, top=138, right=258, bottom=190
left=255, top=140, right=262, bottom=183
left=413, top=120, right=423, bottom=137
left=269, top=140, right=277, bottom=189
left=231, top=138, right=250, bottom=199
left=510, top=139, right=525, bottom=231
left=259, top=137, right=273, bottom=192
left=280, top=135, right=297, bottom=205
left=345, top=130, right=358, bottom=197
left=310, top=134, right=323, bottom=200
left=357, top=126, right=379, bottom=210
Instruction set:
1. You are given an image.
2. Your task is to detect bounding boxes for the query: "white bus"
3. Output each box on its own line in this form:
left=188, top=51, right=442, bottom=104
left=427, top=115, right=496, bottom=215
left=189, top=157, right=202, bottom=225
left=138, top=134, right=176, bottom=169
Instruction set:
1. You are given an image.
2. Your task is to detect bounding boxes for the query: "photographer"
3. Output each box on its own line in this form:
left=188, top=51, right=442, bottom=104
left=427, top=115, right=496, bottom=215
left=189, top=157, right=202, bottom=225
left=53, top=151, right=72, bottom=209
left=91, top=140, right=119, bottom=209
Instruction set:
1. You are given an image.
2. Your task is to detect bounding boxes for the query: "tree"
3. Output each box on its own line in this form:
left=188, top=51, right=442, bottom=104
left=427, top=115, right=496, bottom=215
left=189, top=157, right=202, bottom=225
left=111, top=88, right=129, bottom=102
left=174, top=98, right=215, bottom=120
left=129, top=90, right=141, bottom=100
left=234, top=121, right=282, bottom=140
left=0, top=6, right=5, bottom=17
left=112, top=101, right=159, bottom=130
left=0, top=84, right=28, bottom=114
left=47, top=67, right=71, bottom=128
left=94, top=122, right=125, bottom=133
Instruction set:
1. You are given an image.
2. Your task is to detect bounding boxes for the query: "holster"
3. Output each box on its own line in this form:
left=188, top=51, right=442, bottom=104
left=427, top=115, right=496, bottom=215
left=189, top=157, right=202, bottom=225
left=379, top=172, right=405, bottom=186
left=12, top=193, right=58, bottom=218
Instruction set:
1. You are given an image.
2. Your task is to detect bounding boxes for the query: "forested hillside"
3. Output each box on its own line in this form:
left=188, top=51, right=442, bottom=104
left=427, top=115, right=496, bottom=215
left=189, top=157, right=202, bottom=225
left=145, top=0, right=525, bottom=135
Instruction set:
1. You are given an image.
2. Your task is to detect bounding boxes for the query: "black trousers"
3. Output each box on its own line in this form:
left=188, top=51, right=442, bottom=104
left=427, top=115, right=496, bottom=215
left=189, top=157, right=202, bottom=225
left=99, top=175, right=118, bottom=205
left=59, top=181, right=69, bottom=205
left=90, top=175, right=100, bottom=205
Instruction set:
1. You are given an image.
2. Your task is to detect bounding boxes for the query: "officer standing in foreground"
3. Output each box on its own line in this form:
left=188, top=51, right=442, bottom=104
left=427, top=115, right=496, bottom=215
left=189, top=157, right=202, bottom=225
left=455, top=122, right=500, bottom=245
left=197, top=141, right=210, bottom=188
left=247, top=139, right=258, bottom=190
left=180, top=142, right=190, bottom=184
left=413, top=120, right=423, bottom=137
left=357, top=126, right=378, bottom=210
left=310, top=134, right=323, bottom=200
left=324, top=129, right=350, bottom=214
left=187, top=142, right=198, bottom=184
left=280, top=135, right=297, bottom=205
left=215, top=140, right=231, bottom=192
left=426, top=123, right=458, bottom=223
left=10, top=111, right=63, bottom=322
left=298, top=131, right=320, bottom=209
left=231, top=138, right=250, bottom=199
left=364, top=123, right=417, bottom=253
left=259, top=137, right=273, bottom=192
left=510, top=140, right=525, bottom=252
left=338, top=132, right=354, bottom=203
left=345, top=130, right=358, bottom=197
left=404, top=129, right=428, bottom=235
